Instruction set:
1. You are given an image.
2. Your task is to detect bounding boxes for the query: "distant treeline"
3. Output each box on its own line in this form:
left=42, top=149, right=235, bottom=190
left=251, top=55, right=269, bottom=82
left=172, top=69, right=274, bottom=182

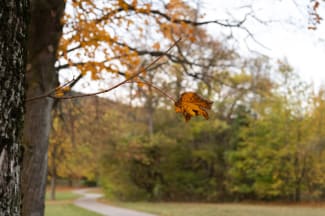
left=49, top=80, right=325, bottom=202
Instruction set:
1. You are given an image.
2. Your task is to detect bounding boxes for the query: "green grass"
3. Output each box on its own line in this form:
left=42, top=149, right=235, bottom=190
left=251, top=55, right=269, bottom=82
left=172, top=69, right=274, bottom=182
left=45, top=204, right=102, bottom=216
left=45, top=191, right=81, bottom=201
left=45, top=189, right=325, bottom=216
left=45, top=189, right=101, bottom=216
left=116, top=202, right=325, bottom=216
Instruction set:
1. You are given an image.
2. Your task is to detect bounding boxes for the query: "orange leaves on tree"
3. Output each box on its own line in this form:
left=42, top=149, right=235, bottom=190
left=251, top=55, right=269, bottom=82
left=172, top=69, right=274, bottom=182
left=152, top=42, right=160, bottom=50
left=135, top=80, right=145, bottom=88
left=159, top=20, right=197, bottom=43
left=160, top=23, right=174, bottom=40
left=174, top=92, right=213, bottom=122
left=59, top=0, right=201, bottom=85
left=118, top=0, right=129, bottom=11
left=136, top=3, right=151, bottom=14
left=55, top=86, right=71, bottom=97
left=167, top=0, right=184, bottom=10
left=131, top=0, right=137, bottom=8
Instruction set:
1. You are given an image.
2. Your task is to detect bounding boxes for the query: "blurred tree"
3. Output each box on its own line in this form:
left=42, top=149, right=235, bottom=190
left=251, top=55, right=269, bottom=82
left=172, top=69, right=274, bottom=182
left=226, top=64, right=325, bottom=202
left=22, top=0, right=65, bottom=215
left=303, top=88, right=325, bottom=200
left=47, top=100, right=82, bottom=200
left=48, top=96, right=111, bottom=198
left=47, top=59, right=325, bottom=203
left=227, top=96, right=294, bottom=200
left=24, top=1, right=250, bottom=214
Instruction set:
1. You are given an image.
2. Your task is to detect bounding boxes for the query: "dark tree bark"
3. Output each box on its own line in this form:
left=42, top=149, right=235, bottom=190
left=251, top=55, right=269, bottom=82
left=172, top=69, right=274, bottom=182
left=22, top=0, right=65, bottom=215
left=0, top=0, right=28, bottom=215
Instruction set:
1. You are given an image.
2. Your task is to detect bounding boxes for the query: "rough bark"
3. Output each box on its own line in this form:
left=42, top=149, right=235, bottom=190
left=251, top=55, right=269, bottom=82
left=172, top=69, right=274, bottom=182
left=22, top=0, right=65, bottom=215
left=0, top=0, right=28, bottom=215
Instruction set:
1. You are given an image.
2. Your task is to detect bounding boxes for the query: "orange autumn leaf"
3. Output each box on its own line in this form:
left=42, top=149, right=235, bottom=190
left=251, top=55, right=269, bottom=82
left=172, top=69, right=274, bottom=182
left=174, top=92, right=213, bottom=122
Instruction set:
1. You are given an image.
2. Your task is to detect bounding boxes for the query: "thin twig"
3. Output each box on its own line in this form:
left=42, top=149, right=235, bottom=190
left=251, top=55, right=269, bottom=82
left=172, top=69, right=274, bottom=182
left=26, top=38, right=181, bottom=102
left=128, top=80, right=176, bottom=103
left=26, top=76, right=81, bottom=102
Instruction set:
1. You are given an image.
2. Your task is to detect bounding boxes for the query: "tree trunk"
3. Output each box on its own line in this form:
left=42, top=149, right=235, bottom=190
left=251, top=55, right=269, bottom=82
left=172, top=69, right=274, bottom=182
left=50, top=144, right=57, bottom=200
left=294, top=181, right=301, bottom=202
left=50, top=174, right=56, bottom=201
left=0, top=0, right=28, bottom=215
left=145, top=73, right=155, bottom=137
left=22, top=0, right=65, bottom=215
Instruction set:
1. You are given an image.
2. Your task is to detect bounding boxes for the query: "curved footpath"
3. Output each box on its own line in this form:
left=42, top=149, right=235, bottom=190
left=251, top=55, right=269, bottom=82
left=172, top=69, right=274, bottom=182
left=74, top=189, right=157, bottom=216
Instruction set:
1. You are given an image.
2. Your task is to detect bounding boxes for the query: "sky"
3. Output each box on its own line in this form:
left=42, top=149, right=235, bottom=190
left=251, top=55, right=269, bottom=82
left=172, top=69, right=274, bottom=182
left=200, top=0, right=325, bottom=87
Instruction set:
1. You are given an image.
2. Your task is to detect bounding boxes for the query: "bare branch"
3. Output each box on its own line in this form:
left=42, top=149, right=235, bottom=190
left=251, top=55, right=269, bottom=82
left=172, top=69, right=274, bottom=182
left=120, top=2, right=248, bottom=28
left=26, top=38, right=182, bottom=102
left=131, top=79, right=176, bottom=103
left=26, top=76, right=82, bottom=102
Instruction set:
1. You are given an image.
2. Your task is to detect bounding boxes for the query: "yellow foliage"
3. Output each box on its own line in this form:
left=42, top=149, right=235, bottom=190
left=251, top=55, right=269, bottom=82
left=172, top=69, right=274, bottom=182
left=174, top=92, right=213, bottom=121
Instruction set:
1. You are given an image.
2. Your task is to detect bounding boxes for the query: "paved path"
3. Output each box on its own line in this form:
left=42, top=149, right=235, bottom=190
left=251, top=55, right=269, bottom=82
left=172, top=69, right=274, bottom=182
left=74, top=189, right=157, bottom=216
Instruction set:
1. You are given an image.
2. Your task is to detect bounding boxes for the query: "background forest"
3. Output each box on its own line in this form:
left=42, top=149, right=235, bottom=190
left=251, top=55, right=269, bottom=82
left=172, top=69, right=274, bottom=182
left=49, top=56, right=325, bottom=203
left=2, top=0, right=325, bottom=215
left=44, top=0, right=325, bottom=206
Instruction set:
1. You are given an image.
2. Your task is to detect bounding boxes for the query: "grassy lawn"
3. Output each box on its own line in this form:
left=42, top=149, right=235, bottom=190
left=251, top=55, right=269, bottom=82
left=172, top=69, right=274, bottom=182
left=44, top=188, right=325, bottom=216
left=45, top=188, right=101, bottom=216
left=45, top=204, right=102, bottom=216
left=114, top=202, right=325, bottom=216
left=45, top=190, right=81, bottom=201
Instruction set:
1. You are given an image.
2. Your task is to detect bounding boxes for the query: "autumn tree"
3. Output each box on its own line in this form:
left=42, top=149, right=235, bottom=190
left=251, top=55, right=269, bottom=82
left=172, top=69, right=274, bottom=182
left=48, top=96, right=103, bottom=199
left=0, top=0, right=28, bottom=214
left=23, top=0, right=252, bottom=214
left=22, top=0, right=65, bottom=215
left=23, top=0, right=249, bottom=215
left=48, top=102, right=77, bottom=200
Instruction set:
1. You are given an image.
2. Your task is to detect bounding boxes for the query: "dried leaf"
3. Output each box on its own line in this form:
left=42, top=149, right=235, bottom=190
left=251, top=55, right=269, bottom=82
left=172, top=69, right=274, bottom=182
left=174, top=92, right=213, bottom=122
